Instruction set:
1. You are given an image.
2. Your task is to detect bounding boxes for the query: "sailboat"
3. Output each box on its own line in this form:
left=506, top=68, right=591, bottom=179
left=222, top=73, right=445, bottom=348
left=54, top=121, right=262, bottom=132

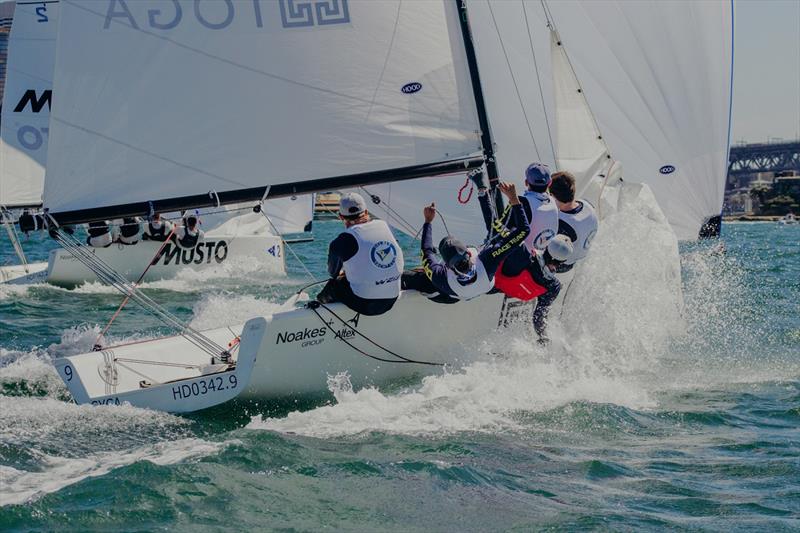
left=25, top=0, right=731, bottom=412
left=0, top=0, right=315, bottom=286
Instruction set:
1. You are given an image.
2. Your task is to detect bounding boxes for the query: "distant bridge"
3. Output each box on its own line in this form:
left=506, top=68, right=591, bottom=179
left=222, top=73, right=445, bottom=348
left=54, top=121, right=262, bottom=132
left=728, top=140, right=800, bottom=177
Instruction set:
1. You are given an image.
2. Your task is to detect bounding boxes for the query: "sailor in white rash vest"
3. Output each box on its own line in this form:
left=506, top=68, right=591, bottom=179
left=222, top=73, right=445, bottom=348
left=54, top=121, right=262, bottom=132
left=519, top=162, right=559, bottom=253
left=316, top=192, right=404, bottom=316
left=547, top=171, right=599, bottom=273
left=175, top=215, right=204, bottom=249
left=115, top=217, right=142, bottom=245
left=86, top=221, right=113, bottom=248
left=142, top=213, right=175, bottom=242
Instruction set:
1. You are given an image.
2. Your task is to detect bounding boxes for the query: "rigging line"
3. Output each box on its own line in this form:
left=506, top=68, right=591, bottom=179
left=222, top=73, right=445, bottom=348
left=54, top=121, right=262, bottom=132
left=486, top=0, right=542, bottom=161
left=359, top=186, right=420, bottom=239
left=309, top=306, right=418, bottom=364
left=1, top=208, right=29, bottom=271
left=258, top=207, right=316, bottom=282
left=94, top=224, right=178, bottom=348
left=315, top=302, right=444, bottom=366
left=50, top=228, right=228, bottom=357
left=522, top=0, right=557, bottom=164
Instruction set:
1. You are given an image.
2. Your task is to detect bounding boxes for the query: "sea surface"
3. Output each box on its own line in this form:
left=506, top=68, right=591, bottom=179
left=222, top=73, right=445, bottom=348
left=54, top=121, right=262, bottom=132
left=0, top=216, right=798, bottom=531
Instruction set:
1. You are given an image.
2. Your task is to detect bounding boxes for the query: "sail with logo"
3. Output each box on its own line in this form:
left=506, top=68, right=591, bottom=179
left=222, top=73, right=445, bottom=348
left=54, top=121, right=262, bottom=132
left=43, top=0, right=732, bottom=413
left=0, top=0, right=315, bottom=285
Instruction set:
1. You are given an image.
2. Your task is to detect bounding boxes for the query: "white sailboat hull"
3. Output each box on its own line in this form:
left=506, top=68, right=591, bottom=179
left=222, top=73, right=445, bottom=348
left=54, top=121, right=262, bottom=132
left=44, top=233, right=284, bottom=287
left=54, top=291, right=530, bottom=412
left=0, top=261, right=49, bottom=284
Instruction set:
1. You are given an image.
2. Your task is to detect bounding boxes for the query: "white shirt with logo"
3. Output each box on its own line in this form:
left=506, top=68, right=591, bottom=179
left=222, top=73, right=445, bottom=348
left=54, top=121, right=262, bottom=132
left=444, top=247, right=494, bottom=301
left=522, top=190, right=559, bottom=252
left=344, top=220, right=404, bottom=300
left=559, top=200, right=599, bottom=265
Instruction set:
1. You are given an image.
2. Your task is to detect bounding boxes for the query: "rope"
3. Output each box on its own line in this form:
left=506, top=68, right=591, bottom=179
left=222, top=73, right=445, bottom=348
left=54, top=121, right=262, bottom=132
left=257, top=204, right=317, bottom=282
left=93, top=224, right=178, bottom=349
left=48, top=222, right=229, bottom=360
left=486, top=0, right=542, bottom=161
left=457, top=177, right=474, bottom=204
left=1, top=207, right=29, bottom=272
left=523, top=0, right=557, bottom=163
left=310, top=301, right=444, bottom=366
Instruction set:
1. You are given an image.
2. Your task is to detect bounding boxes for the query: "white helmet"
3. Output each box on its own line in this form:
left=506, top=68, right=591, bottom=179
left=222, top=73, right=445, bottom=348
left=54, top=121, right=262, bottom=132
left=547, top=234, right=573, bottom=262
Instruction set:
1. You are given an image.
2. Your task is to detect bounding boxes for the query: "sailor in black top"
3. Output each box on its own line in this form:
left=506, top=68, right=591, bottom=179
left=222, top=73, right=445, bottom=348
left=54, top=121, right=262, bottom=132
left=142, top=213, right=175, bottom=242
left=86, top=221, right=113, bottom=248
left=176, top=215, right=204, bottom=249
left=115, top=217, right=142, bottom=245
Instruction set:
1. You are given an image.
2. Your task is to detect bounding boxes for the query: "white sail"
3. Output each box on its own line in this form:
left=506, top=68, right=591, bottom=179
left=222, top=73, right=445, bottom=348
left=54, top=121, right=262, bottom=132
left=550, top=29, right=609, bottom=195
left=467, top=0, right=733, bottom=240
left=44, top=0, right=482, bottom=215
left=264, top=194, right=313, bottom=235
left=0, top=0, right=59, bottom=208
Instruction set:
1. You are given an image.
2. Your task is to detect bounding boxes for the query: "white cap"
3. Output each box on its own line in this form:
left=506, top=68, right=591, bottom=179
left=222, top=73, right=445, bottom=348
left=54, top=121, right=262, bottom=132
left=339, top=192, right=367, bottom=216
left=547, top=234, right=573, bottom=262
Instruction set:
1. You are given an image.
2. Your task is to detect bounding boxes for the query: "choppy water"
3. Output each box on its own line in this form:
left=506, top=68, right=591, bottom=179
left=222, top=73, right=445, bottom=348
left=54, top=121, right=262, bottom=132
left=1, top=217, right=798, bottom=531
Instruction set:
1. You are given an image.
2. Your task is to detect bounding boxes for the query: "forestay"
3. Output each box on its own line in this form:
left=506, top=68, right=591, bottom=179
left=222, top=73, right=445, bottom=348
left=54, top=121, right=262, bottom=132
left=0, top=0, right=59, bottom=208
left=44, top=0, right=482, bottom=218
left=466, top=0, right=733, bottom=240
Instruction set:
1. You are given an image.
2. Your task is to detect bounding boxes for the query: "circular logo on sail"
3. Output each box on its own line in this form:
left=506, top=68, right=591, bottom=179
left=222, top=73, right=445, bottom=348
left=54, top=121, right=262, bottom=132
left=371, top=241, right=398, bottom=269
left=534, top=229, right=556, bottom=250
left=401, top=82, right=422, bottom=94
left=659, top=165, right=676, bottom=175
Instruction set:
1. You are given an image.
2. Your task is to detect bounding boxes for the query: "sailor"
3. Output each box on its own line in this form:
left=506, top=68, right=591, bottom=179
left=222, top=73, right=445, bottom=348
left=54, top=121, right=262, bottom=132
left=472, top=171, right=564, bottom=343
left=115, top=217, right=142, bottom=245
left=142, top=213, right=175, bottom=242
left=316, top=192, right=404, bottom=316
left=519, top=162, right=559, bottom=253
left=175, top=214, right=204, bottom=249
left=86, top=221, right=113, bottom=248
left=401, top=182, right=529, bottom=303
left=548, top=171, right=599, bottom=272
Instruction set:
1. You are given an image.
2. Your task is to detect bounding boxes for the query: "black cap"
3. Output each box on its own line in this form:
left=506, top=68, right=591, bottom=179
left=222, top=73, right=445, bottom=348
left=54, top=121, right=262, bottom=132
left=438, top=235, right=469, bottom=269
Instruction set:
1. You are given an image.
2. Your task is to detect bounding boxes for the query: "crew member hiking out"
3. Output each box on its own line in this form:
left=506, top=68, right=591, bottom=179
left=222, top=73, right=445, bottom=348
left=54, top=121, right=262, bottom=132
left=142, top=213, right=174, bottom=242
left=115, top=217, right=142, bottom=245
left=317, top=192, right=404, bottom=316
left=175, top=215, right=203, bottom=249
left=548, top=171, right=599, bottom=272
left=473, top=165, right=568, bottom=343
left=401, top=182, right=528, bottom=304
left=86, top=220, right=112, bottom=248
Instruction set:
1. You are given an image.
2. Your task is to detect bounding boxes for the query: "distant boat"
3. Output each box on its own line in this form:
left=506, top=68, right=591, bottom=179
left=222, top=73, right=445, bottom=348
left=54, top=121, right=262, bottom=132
left=779, top=213, right=798, bottom=225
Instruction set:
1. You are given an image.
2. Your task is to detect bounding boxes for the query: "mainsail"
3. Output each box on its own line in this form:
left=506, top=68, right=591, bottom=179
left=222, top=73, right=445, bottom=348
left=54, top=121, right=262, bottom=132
left=41, top=0, right=485, bottom=225
left=465, top=0, right=733, bottom=240
left=0, top=0, right=59, bottom=208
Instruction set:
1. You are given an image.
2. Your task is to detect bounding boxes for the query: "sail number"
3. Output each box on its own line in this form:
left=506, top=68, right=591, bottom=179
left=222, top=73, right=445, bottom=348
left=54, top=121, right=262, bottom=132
left=267, top=245, right=281, bottom=257
left=171, top=374, right=238, bottom=401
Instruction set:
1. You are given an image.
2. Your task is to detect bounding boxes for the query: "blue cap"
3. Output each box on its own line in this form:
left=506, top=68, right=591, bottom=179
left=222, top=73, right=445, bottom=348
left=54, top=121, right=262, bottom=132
left=525, top=162, right=551, bottom=188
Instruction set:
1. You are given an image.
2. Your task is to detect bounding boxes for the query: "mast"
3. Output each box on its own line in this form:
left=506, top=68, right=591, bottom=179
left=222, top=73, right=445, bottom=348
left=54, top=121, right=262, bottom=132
left=455, top=0, right=504, bottom=220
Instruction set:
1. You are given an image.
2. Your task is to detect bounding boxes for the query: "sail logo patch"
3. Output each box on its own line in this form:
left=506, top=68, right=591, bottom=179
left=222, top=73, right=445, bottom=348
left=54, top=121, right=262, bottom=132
left=280, top=0, right=350, bottom=28
left=401, top=82, right=422, bottom=94
left=659, top=165, right=676, bottom=175
left=370, top=241, right=398, bottom=269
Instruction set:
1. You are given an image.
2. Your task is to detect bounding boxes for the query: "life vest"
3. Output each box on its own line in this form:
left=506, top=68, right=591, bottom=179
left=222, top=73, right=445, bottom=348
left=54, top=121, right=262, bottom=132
left=86, top=221, right=112, bottom=248
left=493, top=258, right=546, bottom=301
left=343, top=219, right=403, bottom=300
left=146, top=220, right=172, bottom=241
left=522, top=191, right=559, bottom=253
left=444, top=247, right=494, bottom=301
left=117, top=217, right=141, bottom=245
left=558, top=200, right=598, bottom=265
left=177, top=226, right=201, bottom=249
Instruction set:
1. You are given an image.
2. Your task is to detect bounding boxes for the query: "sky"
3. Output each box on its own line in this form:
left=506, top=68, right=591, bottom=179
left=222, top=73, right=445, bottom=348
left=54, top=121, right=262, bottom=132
left=732, top=0, right=800, bottom=144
